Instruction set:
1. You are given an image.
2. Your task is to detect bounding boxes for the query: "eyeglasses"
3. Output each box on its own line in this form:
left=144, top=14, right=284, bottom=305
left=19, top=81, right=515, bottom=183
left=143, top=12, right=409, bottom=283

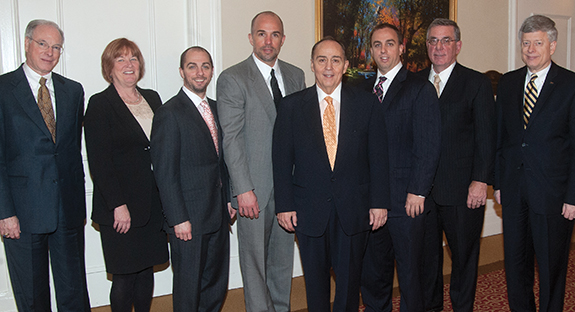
left=29, top=38, right=63, bottom=53
left=427, top=38, right=457, bottom=46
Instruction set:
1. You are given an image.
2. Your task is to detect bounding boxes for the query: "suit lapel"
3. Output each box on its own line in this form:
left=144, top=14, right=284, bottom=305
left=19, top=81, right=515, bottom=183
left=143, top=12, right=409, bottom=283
left=11, top=67, right=54, bottom=142
left=439, top=64, right=461, bottom=104
left=246, top=57, right=277, bottom=124
left=511, top=67, right=529, bottom=130
left=104, top=84, right=150, bottom=144
left=382, top=66, right=407, bottom=111
left=302, top=87, right=333, bottom=172
left=527, top=63, right=558, bottom=129
left=178, top=89, right=219, bottom=157
left=335, top=86, right=355, bottom=172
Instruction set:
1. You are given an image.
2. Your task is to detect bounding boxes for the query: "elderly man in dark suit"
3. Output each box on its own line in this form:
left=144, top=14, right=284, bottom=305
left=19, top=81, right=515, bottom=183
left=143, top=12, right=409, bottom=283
left=273, top=37, right=389, bottom=312
left=360, top=23, right=441, bottom=312
left=151, top=46, right=235, bottom=312
left=417, top=18, right=497, bottom=312
left=494, top=15, right=575, bottom=312
left=217, top=11, right=305, bottom=312
left=0, top=19, right=90, bottom=311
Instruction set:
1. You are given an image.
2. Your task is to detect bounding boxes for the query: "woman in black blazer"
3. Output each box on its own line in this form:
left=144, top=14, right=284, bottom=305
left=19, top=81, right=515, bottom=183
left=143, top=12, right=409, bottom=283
left=84, top=38, right=168, bottom=312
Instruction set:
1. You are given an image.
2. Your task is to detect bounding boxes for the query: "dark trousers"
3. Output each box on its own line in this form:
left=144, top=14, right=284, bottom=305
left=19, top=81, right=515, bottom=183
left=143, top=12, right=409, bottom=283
left=4, top=224, right=90, bottom=312
left=503, top=175, right=574, bottom=312
left=297, top=208, right=368, bottom=312
left=362, top=213, right=426, bottom=312
left=169, top=218, right=229, bottom=312
left=423, top=197, right=485, bottom=312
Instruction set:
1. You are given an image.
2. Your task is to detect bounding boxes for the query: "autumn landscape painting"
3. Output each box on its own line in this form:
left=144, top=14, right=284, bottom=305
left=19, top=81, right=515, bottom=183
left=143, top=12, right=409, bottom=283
left=320, top=0, right=451, bottom=83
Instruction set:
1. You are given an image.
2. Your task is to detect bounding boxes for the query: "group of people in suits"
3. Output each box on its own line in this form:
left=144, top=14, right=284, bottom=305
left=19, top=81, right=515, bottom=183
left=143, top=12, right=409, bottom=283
left=0, top=10, right=573, bottom=312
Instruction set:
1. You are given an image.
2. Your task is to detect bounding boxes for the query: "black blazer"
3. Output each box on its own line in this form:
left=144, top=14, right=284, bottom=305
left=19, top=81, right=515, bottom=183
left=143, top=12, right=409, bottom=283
left=495, top=62, right=575, bottom=214
left=84, top=84, right=162, bottom=227
left=0, top=65, right=86, bottom=233
left=360, top=67, right=441, bottom=218
left=416, top=63, right=496, bottom=205
left=151, top=89, right=230, bottom=235
left=273, top=84, right=389, bottom=237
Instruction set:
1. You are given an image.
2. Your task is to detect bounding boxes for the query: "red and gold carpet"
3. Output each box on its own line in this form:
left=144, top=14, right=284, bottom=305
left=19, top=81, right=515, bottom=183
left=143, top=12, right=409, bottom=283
left=360, top=249, right=575, bottom=311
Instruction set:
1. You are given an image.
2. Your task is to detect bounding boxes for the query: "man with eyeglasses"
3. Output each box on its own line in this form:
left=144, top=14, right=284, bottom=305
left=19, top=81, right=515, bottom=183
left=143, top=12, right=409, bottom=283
left=0, top=19, right=90, bottom=311
left=360, top=23, right=440, bottom=312
left=415, top=18, right=496, bottom=312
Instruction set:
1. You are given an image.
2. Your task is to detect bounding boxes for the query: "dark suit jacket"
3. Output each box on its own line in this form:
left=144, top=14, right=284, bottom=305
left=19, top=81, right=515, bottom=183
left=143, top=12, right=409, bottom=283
left=360, top=67, right=441, bottom=218
left=0, top=65, right=86, bottom=233
left=151, top=89, right=230, bottom=235
left=84, top=84, right=162, bottom=227
left=273, top=84, right=389, bottom=237
left=417, top=63, right=496, bottom=205
left=495, top=62, right=575, bottom=214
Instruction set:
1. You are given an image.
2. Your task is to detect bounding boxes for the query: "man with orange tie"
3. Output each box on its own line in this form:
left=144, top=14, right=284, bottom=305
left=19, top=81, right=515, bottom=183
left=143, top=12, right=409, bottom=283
left=273, top=37, right=389, bottom=312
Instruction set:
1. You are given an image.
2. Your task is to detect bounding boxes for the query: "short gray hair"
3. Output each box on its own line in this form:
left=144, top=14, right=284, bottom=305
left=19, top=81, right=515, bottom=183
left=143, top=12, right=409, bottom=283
left=519, top=15, right=557, bottom=42
left=427, top=18, right=460, bottom=41
left=25, top=19, right=64, bottom=43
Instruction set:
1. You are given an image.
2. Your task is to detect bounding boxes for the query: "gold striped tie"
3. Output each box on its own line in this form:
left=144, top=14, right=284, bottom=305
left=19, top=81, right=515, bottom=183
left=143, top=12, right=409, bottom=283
left=323, top=96, right=337, bottom=170
left=523, top=74, right=538, bottom=129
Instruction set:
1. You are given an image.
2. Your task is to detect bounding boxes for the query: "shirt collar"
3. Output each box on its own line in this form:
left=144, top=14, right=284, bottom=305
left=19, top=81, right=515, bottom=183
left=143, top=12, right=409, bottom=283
left=316, top=83, right=342, bottom=104
left=23, top=62, right=52, bottom=85
left=377, top=62, right=402, bottom=84
left=181, top=86, right=206, bottom=108
left=430, top=61, right=456, bottom=84
left=252, top=53, right=281, bottom=80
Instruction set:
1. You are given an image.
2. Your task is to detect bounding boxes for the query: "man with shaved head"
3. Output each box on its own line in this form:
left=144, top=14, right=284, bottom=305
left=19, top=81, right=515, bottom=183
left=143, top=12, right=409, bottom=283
left=217, top=11, right=305, bottom=311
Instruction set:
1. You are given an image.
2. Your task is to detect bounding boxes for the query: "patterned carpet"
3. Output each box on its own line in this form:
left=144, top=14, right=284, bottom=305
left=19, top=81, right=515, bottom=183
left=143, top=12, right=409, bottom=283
left=361, top=249, right=575, bottom=311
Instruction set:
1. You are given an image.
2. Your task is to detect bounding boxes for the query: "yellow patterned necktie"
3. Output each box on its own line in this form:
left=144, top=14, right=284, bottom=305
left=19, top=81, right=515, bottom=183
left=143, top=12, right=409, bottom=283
left=523, top=74, right=538, bottom=129
left=433, top=74, right=441, bottom=98
left=323, top=96, right=337, bottom=170
left=38, top=77, right=56, bottom=142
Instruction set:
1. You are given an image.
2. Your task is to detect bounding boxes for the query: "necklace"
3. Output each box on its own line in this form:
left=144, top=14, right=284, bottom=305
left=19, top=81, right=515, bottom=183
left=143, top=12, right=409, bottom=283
left=121, top=90, right=142, bottom=104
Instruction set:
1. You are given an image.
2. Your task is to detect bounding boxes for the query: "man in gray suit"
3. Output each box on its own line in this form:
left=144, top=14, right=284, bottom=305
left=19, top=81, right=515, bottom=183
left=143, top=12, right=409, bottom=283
left=217, top=11, right=305, bottom=312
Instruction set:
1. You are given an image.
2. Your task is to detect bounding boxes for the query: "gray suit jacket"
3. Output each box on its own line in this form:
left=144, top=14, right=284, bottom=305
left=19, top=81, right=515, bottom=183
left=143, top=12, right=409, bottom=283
left=216, top=56, right=305, bottom=206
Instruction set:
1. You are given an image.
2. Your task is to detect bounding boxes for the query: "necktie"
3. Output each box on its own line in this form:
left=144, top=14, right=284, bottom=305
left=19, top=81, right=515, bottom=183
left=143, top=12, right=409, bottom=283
left=373, top=76, right=387, bottom=103
left=433, top=74, right=441, bottom=97
left=199, top=100, right=219, bottom=155
left=38, top=77, right=56, bottom=142
left=523, top=74, right=538, bottom=129
left=270, top=69, right=282, bottom=110
left=323, top=96, right=337, bottom=170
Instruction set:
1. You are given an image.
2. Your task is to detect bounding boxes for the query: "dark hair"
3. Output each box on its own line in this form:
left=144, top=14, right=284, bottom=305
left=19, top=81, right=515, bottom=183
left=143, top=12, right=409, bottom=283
left=101, top=38, right=145, bottom=84
left=311, top=36, right=347, bottom=60
left=427, top=18, right=461, bottom=41
left=180, top=46, right=213, bottom=69
left=370, top=23, right=403, bottom=47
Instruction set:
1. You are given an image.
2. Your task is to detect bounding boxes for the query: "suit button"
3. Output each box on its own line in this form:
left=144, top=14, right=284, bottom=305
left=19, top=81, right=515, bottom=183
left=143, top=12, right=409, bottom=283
left=144, top=146, right=151, bottom=151
left=53, top=180, right=58, bottom=184
left=331, top=178, right=336, bottom=182
left=327, top=197, right=332, bottom=202
left=521, top=143, right=528, bottom=147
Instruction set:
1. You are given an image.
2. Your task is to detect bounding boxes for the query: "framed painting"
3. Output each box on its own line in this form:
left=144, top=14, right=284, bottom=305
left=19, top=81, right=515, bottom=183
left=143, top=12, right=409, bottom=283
left=315, top=0, right=457, bottom=83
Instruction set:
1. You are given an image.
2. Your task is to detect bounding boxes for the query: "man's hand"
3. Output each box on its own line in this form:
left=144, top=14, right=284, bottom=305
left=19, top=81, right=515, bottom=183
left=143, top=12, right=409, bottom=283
left=113, top=204, right=131, bottom=234
left=277, top=211, right=297, bottom=232
left=562, top=203, right=575, bottom=220
left=174, top=221, right=192, bottom=241
left=494, top=190, right=501, bottom=205
left=369, top=208, right=388, bottom=231
left=237, top=190, right=260, bottom=219
left=228, top=202, right=237, bottom=220
left=405, top=193, right=425, bottom=218
left=0, top=216, right=20, bottom=240
left=467, top=181, right=488, bottom=209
